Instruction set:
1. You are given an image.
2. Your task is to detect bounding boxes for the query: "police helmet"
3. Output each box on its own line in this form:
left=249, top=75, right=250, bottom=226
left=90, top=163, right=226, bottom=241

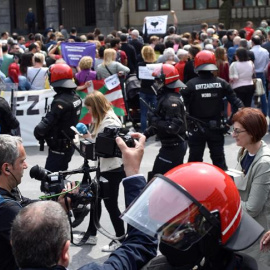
left=122, top=162, right=264, bottom=252
left=48, top=63, right=77, bottom=88
left=153, top=64, right=186, bottom=89
left=194, top=50, right=218, bottom=72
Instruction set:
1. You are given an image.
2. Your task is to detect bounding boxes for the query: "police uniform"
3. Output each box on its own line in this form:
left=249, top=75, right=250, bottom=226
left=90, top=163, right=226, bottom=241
left=144, top=89, right=187, bottom=180
left=182, top=64, right=243, bottom=171
left=0, top=97, right=19, bottom=135
left=34, top=64, right=82, bottom=179
left=34, top=90, right=82, bottom=172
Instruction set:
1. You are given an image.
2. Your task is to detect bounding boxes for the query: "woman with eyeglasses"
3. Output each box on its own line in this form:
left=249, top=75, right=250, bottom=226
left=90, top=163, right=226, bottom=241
left=232, top=107, right=270, bottom=266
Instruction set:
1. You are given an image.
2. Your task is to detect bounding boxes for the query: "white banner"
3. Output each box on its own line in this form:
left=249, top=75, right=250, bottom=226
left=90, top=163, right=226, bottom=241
left=143, top=15, right=168, bottom=35
left=1, top=89, right=55, bottom=146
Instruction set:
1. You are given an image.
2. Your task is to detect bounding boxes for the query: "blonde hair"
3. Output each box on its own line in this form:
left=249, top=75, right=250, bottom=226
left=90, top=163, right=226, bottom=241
left=78, top=56, right=93, bottom=70
left=141, top=46, right=156, bottom=63
left=84, top=91, right=112, bottom=135
left=102, top=48, right=116, bottom=66
left=33, top=52, right=45, bottom=64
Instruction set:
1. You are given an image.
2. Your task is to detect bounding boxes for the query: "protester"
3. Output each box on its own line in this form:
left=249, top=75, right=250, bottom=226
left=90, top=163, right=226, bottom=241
left=4, top=63, right=31, bottom=90
left=250, top=35, right=269, bottom=117
left=175, top=49, right=188, bottom=81
left=27, top=52, right=49, bottom=90
left=229, top=48, right=255, bottom=107
left=232, top=107, right=270, bottom=266
left=137, top=45, right=157, bottom=132
left=75, top=56, right=96, bottom=92
left=96, top=48, right=130, bottom=79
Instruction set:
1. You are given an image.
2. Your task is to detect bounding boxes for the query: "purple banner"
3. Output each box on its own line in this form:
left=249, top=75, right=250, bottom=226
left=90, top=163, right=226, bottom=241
left=61, top=42, right=96, bottom=67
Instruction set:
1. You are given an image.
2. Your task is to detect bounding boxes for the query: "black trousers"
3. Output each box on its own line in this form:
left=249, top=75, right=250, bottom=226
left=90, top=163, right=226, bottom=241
left=149, top=141, right=187, bottom=181
left=234, top=84, right=255, bottom=107
left=89, top=169, right=126, bottom=238
left=188, top=128, right=227, bottom=170
left=45, top=148, right=74, bottom=172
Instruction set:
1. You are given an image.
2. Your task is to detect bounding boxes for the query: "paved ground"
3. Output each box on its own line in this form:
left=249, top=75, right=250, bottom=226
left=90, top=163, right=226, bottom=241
left=19, top=131, right=270, bottom=269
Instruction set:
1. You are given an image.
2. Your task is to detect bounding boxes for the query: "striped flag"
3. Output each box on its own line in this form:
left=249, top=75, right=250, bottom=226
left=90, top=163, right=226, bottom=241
left=76, top=79, right=127, bottom=124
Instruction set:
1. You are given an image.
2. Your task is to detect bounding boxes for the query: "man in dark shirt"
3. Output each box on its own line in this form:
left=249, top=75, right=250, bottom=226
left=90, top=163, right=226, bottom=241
left=120, top=34, right=137, bottom=74
left=0, top=135, right=30, bottom=270
left=25, top=7, right=36, bottom=34
left=129, top=30, right=143, bottom=59
left=69, top=27, right=81, bottom=42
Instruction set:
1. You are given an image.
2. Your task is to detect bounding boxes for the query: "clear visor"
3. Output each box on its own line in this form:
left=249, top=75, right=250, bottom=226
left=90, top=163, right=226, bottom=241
left=121, top=176, right=214, bottom=250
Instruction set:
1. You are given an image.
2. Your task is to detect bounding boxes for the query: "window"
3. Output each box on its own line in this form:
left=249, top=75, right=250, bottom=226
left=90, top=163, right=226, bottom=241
left=233, top=0, right=266, bottom=6
left=136, top=0, right=170, bottom=11
left=183, top=0, right=219, bottom=9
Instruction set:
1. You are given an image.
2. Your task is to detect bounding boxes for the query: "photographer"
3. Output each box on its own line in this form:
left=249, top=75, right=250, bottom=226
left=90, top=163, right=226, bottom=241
left=0, top=134, right=78, bottom=270
left=34, top=63, right=82, bottom=191
left=10, top=133, right=158, bottom=270
left=77, top=91, right=125, bottom=252
left=0, top=135, right=32, bottom=270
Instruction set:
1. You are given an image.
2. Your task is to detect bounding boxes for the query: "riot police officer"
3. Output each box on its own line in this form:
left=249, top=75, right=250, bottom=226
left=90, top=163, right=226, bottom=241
left=181, top=50, right=243, bottom=170
left=34, top=64, right=82, bottom=182
left=122, top=162, right=268, bottom=270
left=144, top=64, right=187, bottom=181
left=0, top=97, right=19, bottom=135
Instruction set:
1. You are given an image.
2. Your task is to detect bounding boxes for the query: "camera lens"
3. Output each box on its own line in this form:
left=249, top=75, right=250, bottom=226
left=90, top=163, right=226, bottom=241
left=30, top=165, right=48, bottom=181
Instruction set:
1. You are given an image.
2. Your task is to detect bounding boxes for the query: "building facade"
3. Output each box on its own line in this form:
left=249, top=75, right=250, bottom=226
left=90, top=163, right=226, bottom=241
left=0, top=0, right=269, bottom=36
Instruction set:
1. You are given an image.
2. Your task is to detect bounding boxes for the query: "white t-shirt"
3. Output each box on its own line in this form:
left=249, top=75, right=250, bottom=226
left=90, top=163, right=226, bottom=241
left=27, top=67, right=48, bottom=90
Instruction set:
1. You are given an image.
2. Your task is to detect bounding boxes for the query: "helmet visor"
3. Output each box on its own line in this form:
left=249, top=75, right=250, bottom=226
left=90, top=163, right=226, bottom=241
left=121, top=175, right=216, bottom=251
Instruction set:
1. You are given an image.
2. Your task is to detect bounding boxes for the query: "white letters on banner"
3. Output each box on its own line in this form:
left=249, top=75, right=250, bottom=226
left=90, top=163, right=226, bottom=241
left=2, top=89, right=55, bottom=146
left=143, top=15, right=168, bottom=35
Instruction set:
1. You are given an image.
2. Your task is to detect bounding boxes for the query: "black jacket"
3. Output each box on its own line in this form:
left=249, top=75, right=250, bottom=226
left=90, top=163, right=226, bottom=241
left=121, top=42, right=137, bottom=74
left=141, top=253, right=269, bottom=270
left=0, top=188, right=32, bottom=270
left=0, top=97, right=19, bottom=135
left=34, top=90, right=82, bottom=151
left=145, top=90, right=187, bottom=143
left=181, top=72, right=243, bottom=124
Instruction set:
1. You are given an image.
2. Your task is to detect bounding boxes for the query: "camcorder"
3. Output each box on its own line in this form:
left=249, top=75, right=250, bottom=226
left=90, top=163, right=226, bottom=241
left=29, top=165, right=109, bottom=208
left=80, top=127, right=135, bottom=160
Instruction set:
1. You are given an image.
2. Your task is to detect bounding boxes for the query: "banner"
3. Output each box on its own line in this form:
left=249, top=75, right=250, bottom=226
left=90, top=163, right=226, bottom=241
left=2, top=89, right=55, bottom=146
left=143, top=15, right=168, bottom=35
left=77, top=79, right=127, bottom=125
left=1, top=84, right=126, bottom=145
left=61, top=42, right=96, bottom=67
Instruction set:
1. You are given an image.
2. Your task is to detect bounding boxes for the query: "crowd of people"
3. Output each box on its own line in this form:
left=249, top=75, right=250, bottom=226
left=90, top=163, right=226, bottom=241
left=1, top=12, right=270, bottom=270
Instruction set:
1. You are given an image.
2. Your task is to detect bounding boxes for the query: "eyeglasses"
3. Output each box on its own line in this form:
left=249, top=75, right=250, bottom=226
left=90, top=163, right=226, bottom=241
left=232, top=128, right=246, bottom=135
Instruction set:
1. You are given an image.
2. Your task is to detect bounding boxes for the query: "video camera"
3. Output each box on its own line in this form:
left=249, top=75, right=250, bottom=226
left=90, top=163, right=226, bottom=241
left=29, top=165, right=108, bottom=207
left=80, top=127, right=135, bottom=160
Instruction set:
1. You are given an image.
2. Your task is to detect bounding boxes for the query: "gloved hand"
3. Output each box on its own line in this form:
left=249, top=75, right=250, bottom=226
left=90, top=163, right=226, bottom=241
left=76, top=123, right=88, bottom=134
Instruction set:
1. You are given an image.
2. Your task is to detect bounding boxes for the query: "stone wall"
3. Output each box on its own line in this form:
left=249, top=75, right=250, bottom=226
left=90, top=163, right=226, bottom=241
left=44, top=0, right=59, bottom=30
left=0, top=0, right=11, bottom=33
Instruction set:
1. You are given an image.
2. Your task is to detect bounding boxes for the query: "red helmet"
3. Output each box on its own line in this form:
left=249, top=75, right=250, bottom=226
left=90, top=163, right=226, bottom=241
left=153, top=64, right=186, bottom=89
left=49, top=63, right=76, bottom=88
left=194, top=50, right=218, bottom=72
left=121, top=162, right=263, bottom=251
